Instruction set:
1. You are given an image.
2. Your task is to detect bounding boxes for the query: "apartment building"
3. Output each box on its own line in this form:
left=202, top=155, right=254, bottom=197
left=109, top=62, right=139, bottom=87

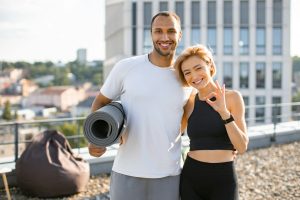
left=104, top=0, right=291, bottom=126
left=25, top=86, right=86, bottom=111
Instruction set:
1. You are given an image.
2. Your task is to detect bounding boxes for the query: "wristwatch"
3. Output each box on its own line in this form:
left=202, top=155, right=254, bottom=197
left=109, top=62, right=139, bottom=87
left=223, top=114, right=234, bottom=124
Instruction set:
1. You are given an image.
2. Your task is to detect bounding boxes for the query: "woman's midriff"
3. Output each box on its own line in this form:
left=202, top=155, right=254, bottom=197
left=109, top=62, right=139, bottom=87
left=188, top=150, right=235, bottom=163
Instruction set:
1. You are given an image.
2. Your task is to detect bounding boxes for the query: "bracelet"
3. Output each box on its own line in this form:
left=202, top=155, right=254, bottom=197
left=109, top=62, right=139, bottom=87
left=223, top=114, right=234, bottom=124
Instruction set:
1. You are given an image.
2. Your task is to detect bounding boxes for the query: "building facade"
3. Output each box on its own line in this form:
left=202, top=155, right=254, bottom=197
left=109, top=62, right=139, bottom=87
left=25, top=86, right=86, bottom=111
left=76, top=48, right=87, bottom=64
left=105, top=0, right=291, bottom=126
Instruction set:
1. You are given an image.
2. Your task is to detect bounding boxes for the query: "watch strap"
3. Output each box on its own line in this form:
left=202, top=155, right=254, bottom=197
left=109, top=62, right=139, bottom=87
left=223, top=114, right=234, bottom=124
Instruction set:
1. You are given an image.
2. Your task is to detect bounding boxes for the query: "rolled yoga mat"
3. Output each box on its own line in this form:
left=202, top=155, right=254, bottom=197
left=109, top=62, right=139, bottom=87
left=83, top=101, right=126, bottom=147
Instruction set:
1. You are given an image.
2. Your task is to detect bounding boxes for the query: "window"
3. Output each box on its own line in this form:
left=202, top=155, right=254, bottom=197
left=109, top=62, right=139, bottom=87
left=132, top=2, right=137, bottom=55
left=239, top=28, right=249, bottom=54
left=191, top=1, right=201, bottom=44
left=224, top=1, right=232, bottom=25
left=256, top=0, right=266, bottom=25
left=223, top=62, right=233, bottom=88
left=273, top=0, right=282, bottom=25
left=175, top=2, right=184, bottom=27
left=177, top=34, right=185, bottom=54
left=191, top=1, right=200, bottom=25
left=256, top=62, right=265, bottom=88
left=272, top=62, right=282, bottom=88
left=191, top=29, right=200, bottom=45
left=143, top=2, right=152, bottom=54
left=176, top=2, right=184, bottom=54
left=240, top=1, right=249, bottom=25
left=159, top=2, right=168, bottom=11
left=207, top=28, right=216, bottom=54
left=243, top=96, right=249, bottom=121
left=143, top=29, right=152, bottom=54
left=224, top=28, right=233, bottom=55
left=143, top=2, right=152, bottom=26
left=256, top=96, right=265, bottom=123
left=207, top=1, right=216, bottom=25
left=272, top=97, right=281, bottom=123
left=207, top=1, right=216, bottom=54
left=256, top=28, right=266, bottom=55
left=240, top=62, right=249, bottom=88
left=273, top=28, right=282, bottom=55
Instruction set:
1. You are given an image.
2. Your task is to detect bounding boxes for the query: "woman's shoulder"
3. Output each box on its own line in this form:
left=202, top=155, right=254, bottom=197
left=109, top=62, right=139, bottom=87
left=225, top=89, right=243, bottom=102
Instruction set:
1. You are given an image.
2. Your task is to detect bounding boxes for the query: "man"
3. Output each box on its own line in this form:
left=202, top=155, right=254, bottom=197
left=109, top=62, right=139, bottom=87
left=88, top=11, right=191, bottom=200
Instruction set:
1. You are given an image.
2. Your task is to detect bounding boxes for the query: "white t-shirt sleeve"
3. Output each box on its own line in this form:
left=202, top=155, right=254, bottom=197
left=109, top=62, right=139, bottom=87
left=100, top=61, right=125, bottom=100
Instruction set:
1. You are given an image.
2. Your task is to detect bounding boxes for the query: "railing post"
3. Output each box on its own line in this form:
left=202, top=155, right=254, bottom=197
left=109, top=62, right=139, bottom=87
left=271, top=104, right=278, bottom=142
left=77, top=122, right=81, bottom=154
left=14, top=122, right=19, bottom=162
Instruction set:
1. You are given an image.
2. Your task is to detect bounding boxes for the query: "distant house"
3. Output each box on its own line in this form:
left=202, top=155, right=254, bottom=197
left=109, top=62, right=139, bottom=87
left=0, top=95, right=22, bottom=106
left=71, top=96, right=95, bottom=117
left=25, top=86, right=86, bottom=111
left=16, top=109, right=36, bottom=120
left=19, top=79, right=38, bottom=96
left=0, top=69, right=24, bottom=92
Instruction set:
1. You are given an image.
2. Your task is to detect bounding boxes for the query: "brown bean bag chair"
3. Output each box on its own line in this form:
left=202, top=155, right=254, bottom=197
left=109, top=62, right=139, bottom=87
left=16, top=129, right=90, bottom=198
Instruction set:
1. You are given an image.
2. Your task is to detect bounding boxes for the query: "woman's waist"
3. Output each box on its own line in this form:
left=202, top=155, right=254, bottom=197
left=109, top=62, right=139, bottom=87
left=187, top=150, right=234, bottom=163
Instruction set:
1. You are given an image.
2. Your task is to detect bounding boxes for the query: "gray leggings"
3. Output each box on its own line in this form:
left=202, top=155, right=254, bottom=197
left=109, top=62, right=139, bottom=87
left=109, top=171, right=180, bottom=200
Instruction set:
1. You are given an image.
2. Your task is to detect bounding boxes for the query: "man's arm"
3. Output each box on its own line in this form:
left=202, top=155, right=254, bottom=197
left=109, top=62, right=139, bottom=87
left=88, top=92, right=112, bottom=157
left=91, top=92, right=112, bottom=112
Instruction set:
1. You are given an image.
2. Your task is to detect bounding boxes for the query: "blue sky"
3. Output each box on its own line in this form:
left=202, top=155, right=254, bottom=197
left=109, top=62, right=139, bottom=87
left=0, top=0, right=299, bottom=63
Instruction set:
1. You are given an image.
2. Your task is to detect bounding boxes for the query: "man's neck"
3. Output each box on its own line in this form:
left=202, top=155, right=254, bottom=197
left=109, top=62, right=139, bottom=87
left=148, top=52, right=175, bottom=67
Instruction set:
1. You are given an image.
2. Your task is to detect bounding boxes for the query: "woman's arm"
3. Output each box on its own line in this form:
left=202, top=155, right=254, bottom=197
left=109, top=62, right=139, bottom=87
left=205, top=82, right=248, bottom=154
left=224, top=91, right=249, bottom=154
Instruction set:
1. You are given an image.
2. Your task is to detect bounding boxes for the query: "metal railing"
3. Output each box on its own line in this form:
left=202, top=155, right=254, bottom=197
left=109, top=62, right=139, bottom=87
left=0, top=117, right=86, bottom=165
left=0, top=102, right=300, bottom=166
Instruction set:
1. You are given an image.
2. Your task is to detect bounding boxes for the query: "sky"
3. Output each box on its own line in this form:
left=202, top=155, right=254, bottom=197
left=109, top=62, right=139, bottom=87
left=0, top=0, right=299, bottom=63
left=0, top=0, right=105, bottom=63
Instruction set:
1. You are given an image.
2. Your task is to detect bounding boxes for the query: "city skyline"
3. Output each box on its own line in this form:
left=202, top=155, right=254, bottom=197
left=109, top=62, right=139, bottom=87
left=0, top=0, right=299, bottom=63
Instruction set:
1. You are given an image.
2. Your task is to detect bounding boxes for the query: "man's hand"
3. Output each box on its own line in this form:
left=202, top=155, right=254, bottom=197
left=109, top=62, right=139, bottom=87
left=233, top=150, right=238, bottom=159
left=88, top=143, right=107, bottom=157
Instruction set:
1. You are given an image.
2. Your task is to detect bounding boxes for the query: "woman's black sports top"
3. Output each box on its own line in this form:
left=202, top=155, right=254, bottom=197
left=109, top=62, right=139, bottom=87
left=187, top=94, right=234, bottom=151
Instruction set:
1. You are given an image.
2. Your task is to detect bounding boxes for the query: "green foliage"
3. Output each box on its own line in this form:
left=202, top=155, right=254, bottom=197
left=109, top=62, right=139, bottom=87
left=58, top=122, right=87, bottom=148
left=2, top=60, right=103, bottom=86
left=293, top=56, right=300, bottom=74
left=2, top=100, right=12, bottom=120
left=292, top=92, right=300, bottom=102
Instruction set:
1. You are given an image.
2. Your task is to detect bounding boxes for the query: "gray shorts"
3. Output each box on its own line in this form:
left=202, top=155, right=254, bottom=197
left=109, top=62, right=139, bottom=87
left=109, top=171, right=180, bottom=200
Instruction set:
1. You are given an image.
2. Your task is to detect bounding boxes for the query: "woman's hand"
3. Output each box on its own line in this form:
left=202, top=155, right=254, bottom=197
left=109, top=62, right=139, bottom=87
left=205, top=80, right=230, bottom=119
left=88, top=143, right=107, bottom=157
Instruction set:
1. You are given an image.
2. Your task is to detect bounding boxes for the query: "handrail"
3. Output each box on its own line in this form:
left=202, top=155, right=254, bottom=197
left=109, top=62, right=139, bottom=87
left=0, top=102, right=299, bottom=165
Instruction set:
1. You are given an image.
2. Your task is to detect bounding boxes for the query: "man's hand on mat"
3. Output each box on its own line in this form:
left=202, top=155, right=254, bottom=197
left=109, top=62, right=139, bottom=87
left=88, top=143, right=107, bottom=157
left=119, top=136, right=124, bottom=145
left=232, top=150, right=238, bottom=159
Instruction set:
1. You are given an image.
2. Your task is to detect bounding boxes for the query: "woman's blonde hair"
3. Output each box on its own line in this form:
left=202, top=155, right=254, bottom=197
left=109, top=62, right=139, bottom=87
left=174, top=44, right=216, bottom=86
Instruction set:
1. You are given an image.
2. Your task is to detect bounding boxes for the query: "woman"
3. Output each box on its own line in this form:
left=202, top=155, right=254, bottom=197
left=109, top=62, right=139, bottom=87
left=174, top=44, right=249, bottom=200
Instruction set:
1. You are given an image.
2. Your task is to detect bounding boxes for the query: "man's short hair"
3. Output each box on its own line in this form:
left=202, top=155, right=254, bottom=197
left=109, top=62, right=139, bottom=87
left=150, top=11, right=181, bottom=32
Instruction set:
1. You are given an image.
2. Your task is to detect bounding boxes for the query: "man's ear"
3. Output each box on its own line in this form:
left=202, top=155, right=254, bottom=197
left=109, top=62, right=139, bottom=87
left=179, top=30, right=183, bottom=41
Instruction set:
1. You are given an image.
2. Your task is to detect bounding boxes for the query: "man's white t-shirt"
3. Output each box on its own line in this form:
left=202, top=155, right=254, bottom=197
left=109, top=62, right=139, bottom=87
left=101, top=54, right=191, bottom=178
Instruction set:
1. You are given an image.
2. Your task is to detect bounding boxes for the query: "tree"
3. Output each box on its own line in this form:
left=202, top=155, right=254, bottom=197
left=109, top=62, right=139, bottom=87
left=58, top=122, right=87, bottom=148
left=2, top=100, right=12, bottom=120
left=292, top=92, right=300, bottom=102
left=292, top=56, right=300, bottom=82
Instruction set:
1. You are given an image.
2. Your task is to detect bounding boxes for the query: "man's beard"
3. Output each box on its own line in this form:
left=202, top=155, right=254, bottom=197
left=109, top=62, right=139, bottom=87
left=153, top=43, right=176, bottom=57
